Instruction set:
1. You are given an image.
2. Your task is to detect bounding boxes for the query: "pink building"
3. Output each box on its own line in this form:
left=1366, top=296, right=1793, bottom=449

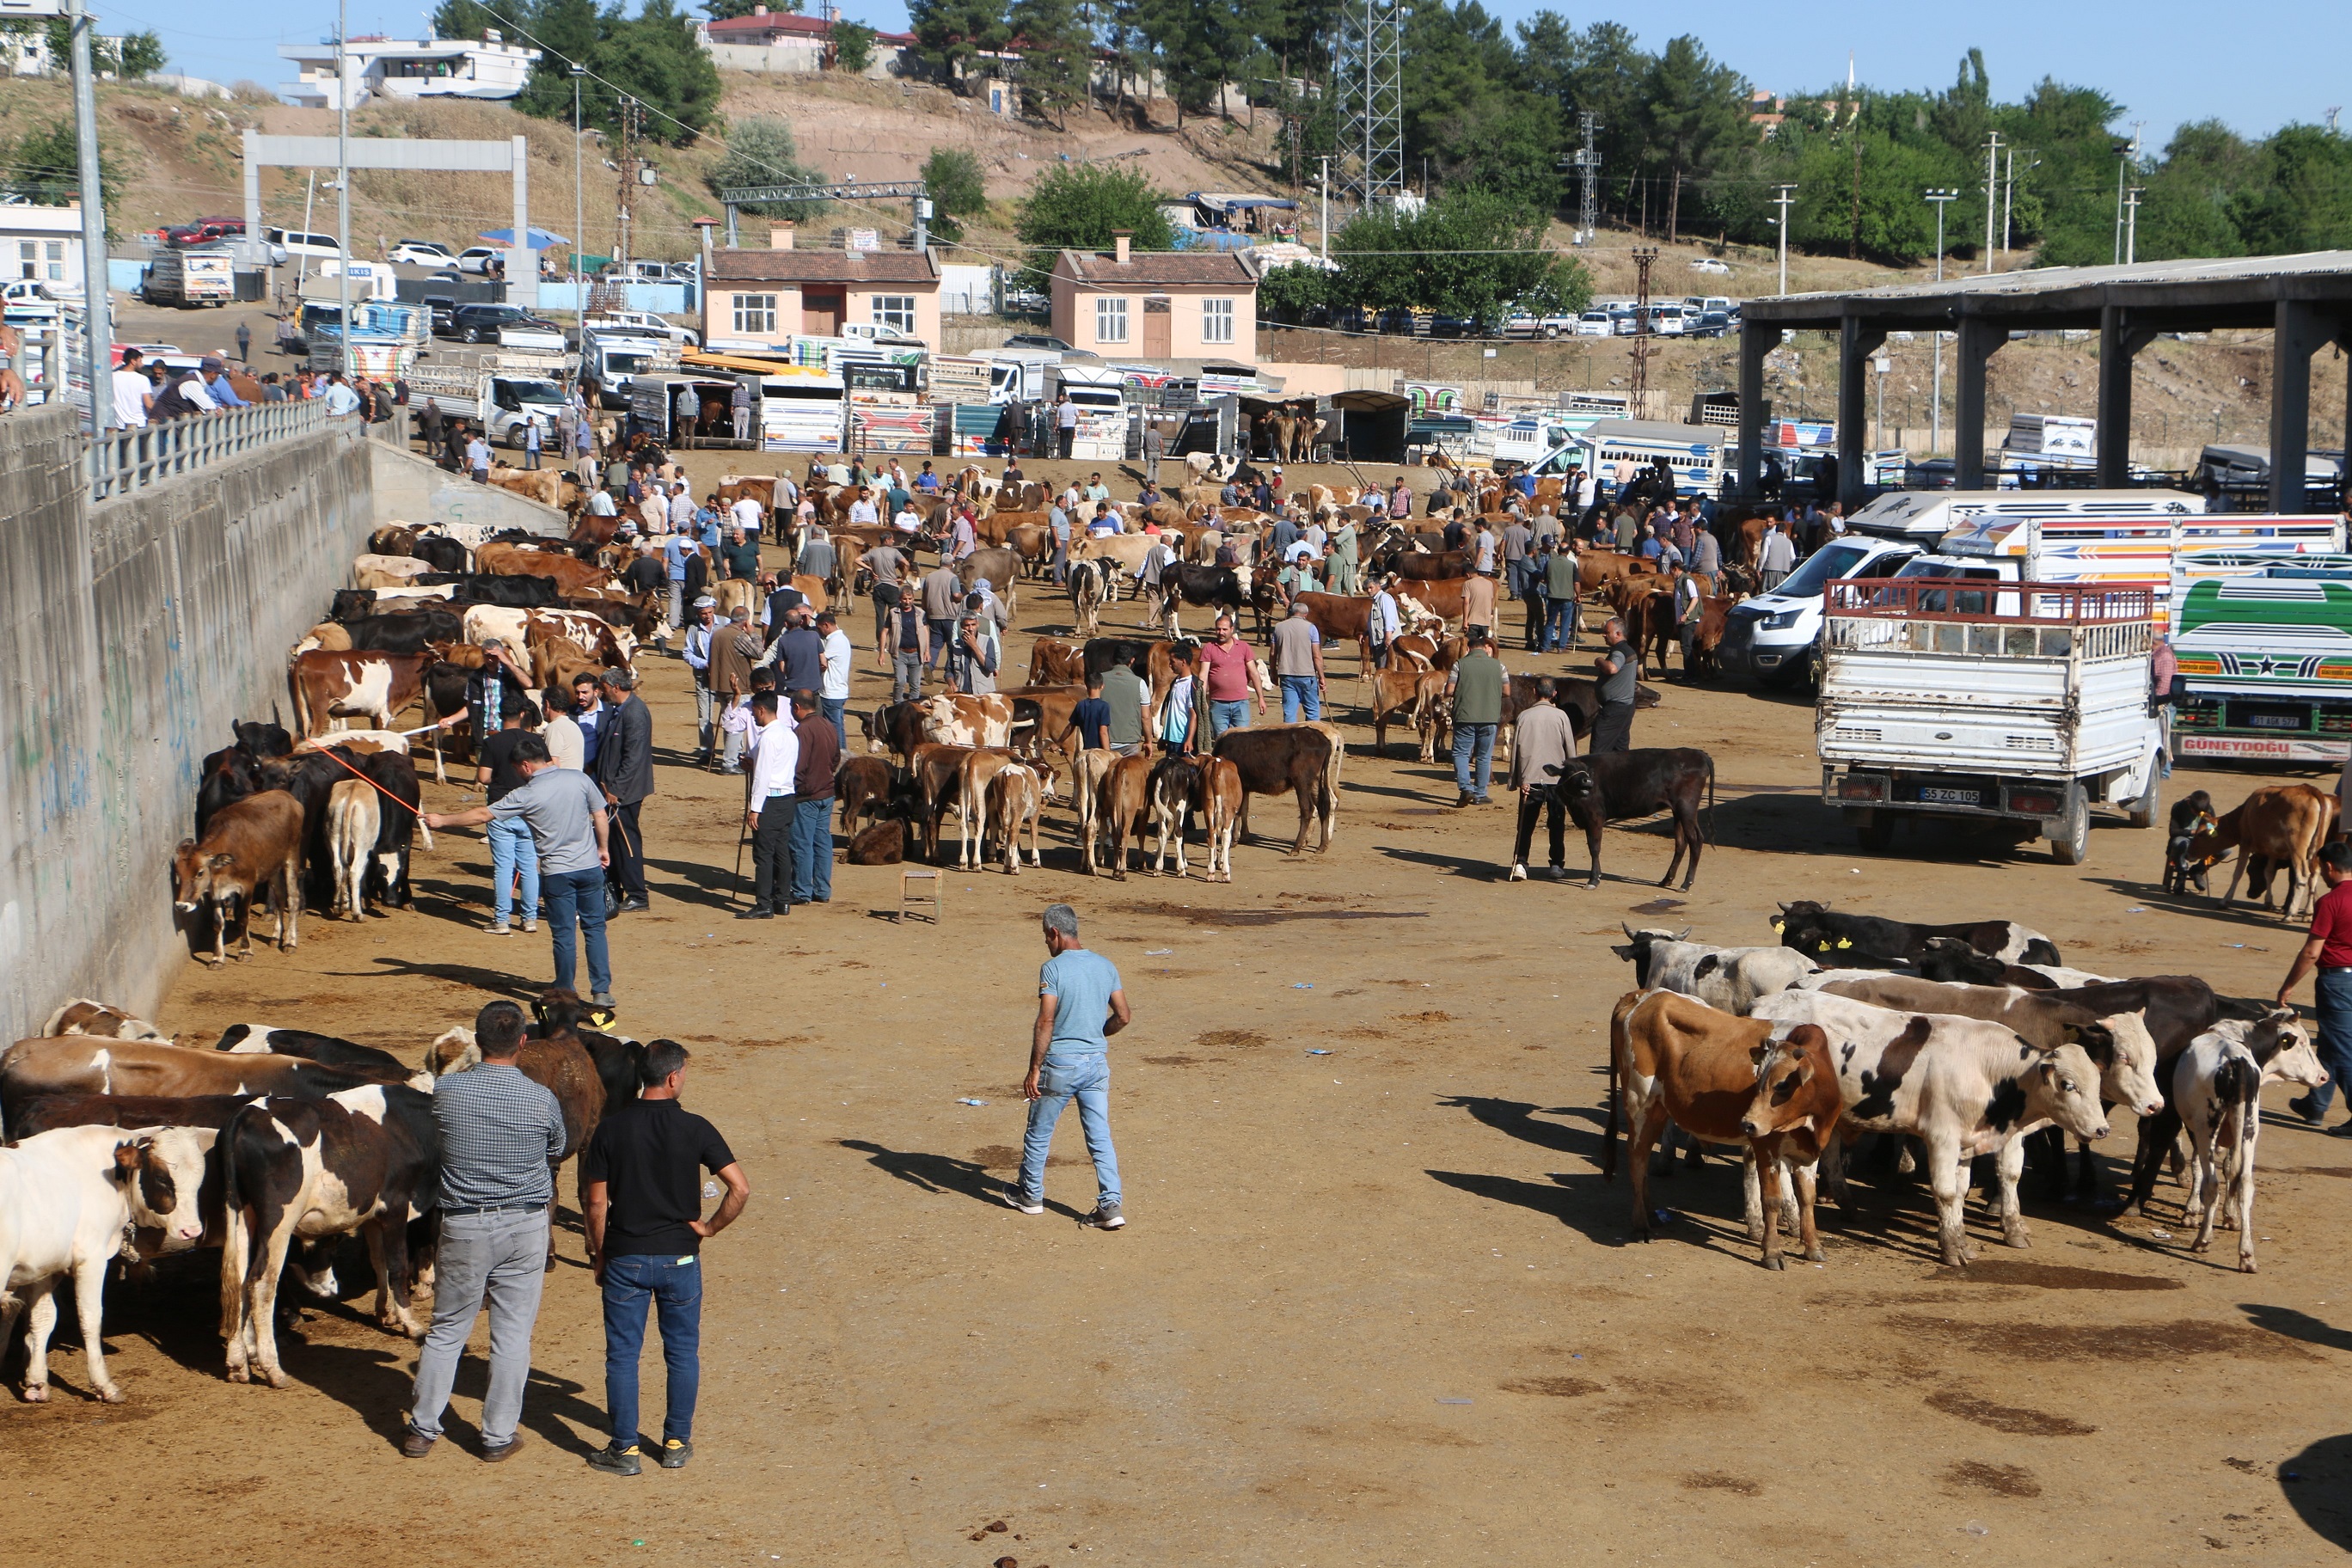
left=700, top=221, right=942, bottom=351
left=1049, top=236, right=1259, bottom=360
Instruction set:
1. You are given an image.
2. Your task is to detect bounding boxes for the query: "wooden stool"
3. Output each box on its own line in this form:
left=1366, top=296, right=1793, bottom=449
left=897, top=866, right=944, bottom=922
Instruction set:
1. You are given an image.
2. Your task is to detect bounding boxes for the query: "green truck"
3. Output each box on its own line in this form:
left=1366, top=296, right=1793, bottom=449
left=2169, top=550, right=2352, bottom=763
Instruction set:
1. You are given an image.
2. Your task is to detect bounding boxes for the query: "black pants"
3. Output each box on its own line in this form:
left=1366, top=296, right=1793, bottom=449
left=872, top=582, right=901, bottom=650
left=1057, top=429, right=1075, bottom=460
left=1591, top=701, right=1635, bottom=755
left=607, top=799, right=648, bottom=900
left=1515, top=790, right=1566, bottom=867
left=750, top=794, right=797, bottom=913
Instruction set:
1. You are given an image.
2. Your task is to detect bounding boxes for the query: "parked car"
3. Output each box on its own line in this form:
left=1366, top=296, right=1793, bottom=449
left=598, top=259, right=677, bottom=283
left=1690, top=257, right=1731, bottom=275
left=263, top=227, right=343, bottom=260
left=1573, top=309, right=1614, bottom=337
left=1690, top=309, right=1733, bottom=339
left=389, top=240, right=456, bottom=267
left=1004, top=287, right=1050, bottom=315
left=423, top=295, right=461, bottom=337
left=585, top=307, right=698, bottom=346
left=450, top=303, right=560, bottom=345
left=456, top=246, right=509, bottom=275
left=1004, top=331, right=1078, bottom=353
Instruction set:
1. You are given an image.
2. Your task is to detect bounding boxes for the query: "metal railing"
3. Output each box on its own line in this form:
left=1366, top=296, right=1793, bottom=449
left=87, top=399, right=342, bottom=503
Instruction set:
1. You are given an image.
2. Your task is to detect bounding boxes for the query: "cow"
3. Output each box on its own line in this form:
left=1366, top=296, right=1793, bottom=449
left=1087, top=753, right=1159, bottom=879
left=922, top=692, right=1017, bottom=749
left=836, top=754, right=898, bottom=837
left=1146, top=755, right=1204, bottom=877
left=289, top=650, right=431, bottom=737
left=218, top=1085, right=439, bottom=1387
left=0, top=1039, right=418, bottom=1118
left=2172, top=1009, right=2324, bottom=1273
left=1609, top=926, right=1819, bottom=1014
left=171, top=789, right=305, bottom=965
left=1600, top=989, right=1840, bottom=1270
left=2184, top=783, right=2339, bottom=922
left=1028, top=637, right=1084, bottom=687
left=213, top=1025, right=409, bottom=1075
left=952, top=749, right=1025, bottom=871
left=848, top=818, right=908, bottom=865
left=1750, top=990, right=2110, bottom=1264
left=908, top=743, right=980, bottom=862
left=1081, top=635, right=1163, bottom=684
left=6, top=1092, right=253, bottom=1143
left=351, top=552, right=438, bottom=584
left=485, top=464, right=567, bottom=510
left=1767, top=903, right=2061, bottom=967
left=325, top=779, right=380, bottom=922
left=1546, top=747, right=1714, bottom=891
left=358, top=749, right=425, bottom=910
left=40, top=1000, right=168, bottom=1042
left=1068, top=559, right=1109, bottom=637
left=412, top=573, right=563, bottom=608
left=0, top=1124, right=216, bottom=1401
left=195, top=742, right=263, bottom=838
left=475, top=542, right=615, bottom=597
left=996, top=684, right=1087, bottom=764
left=1156, top=564, right=1246, bottom=636
left=985, top=759, right=1046, bottom=874
left=1367, top=665, right=1450, bottom=762
left=865, top=701, right=930, bottom=766
left=1213, top=724, right=1337, bottom=856
left=529, top=989, right=650, bottom=1118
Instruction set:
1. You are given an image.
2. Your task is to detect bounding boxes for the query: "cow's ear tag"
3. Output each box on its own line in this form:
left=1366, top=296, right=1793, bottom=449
left=1836, top=938, right=1853, bottom=950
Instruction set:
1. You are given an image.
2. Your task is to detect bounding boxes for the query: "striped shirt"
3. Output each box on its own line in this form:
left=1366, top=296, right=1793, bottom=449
left=432, top=1062, right=567, bottom=1210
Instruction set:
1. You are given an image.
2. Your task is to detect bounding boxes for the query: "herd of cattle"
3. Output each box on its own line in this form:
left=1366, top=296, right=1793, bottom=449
left=1602, top=901, right=2316, bottom=1273
left=0, top=991, right=644, bottom=1401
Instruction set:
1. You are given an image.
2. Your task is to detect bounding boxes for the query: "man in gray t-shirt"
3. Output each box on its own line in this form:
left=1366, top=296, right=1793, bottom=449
left=426, top=735, right=616, bottom=1004
left=1009, top=903, right=1131, bottom=1228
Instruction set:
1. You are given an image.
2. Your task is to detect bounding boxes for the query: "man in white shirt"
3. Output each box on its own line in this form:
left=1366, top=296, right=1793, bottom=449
left=738, top=689, right=799, bottom=920
left=848, top=490, right=880, bottom=527
left=111, top=348, right=154, bottom=428
left=728, top=493, right=763, bottom=538
left=322, top=373, right=361, bottom=417
left=815, top=609, right=853, bottom=750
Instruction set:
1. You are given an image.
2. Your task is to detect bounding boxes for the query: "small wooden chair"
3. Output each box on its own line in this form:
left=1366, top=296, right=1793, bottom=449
left=897, top=865, right=943, bottom=922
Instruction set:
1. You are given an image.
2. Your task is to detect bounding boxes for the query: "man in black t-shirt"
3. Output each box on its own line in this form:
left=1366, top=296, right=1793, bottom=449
left=583, top=1038, right=750, bottom=1476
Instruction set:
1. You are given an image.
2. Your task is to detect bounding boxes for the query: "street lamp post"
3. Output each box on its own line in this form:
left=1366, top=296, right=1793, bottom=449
left=572, top=62, right=585, bottom=307
left=1872, top=349, right=1890, bottom=453
left=1925, top=187, right=1957, bottom=458
left=336, top=0, right=352, bottom=382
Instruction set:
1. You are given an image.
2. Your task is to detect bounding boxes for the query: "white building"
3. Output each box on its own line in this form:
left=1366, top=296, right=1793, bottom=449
left=695, top=6, right=913, bottom=79
left=0, top=204, right=84, bottom=287
left=279, top=31, right=539, bottom=109
left=3, top=32, right=130, bottom=77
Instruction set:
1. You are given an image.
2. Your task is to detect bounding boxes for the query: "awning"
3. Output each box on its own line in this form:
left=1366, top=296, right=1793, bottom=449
left=478, top=226, right=570, bottom=249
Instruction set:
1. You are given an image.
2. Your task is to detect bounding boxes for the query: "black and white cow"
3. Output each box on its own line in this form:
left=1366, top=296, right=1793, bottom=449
left=2172, top=1009, right=2325, bottom=1273
left=213, top=1025, right=411, bottom=1076
left=1769, top=901, right=2061, bottom=967
left=1610, top=924, right=1819, bottom=1014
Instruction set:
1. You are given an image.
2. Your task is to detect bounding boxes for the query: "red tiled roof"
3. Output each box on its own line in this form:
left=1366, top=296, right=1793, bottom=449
left=704, top=14, right=914, bottom=43
left=709, top=246, right=940, bottom=285
left=1057, top=248, right=1259, bottom=287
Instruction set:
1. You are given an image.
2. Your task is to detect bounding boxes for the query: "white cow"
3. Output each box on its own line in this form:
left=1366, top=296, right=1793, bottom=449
left=0, top=1125, right=213, bottom=1401
left=1750, top=990, right=2110, bottom=1265
left=1611, top=926, right=1819, bottom=1015
left=2174, top=1009, right=2326, bottom=1273
left=1814, top=975, right=2165, bottom=1119
left=39, top=1000, right=168, bottom=1041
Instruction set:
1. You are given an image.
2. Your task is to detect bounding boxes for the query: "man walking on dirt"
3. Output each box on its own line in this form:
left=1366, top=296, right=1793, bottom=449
left=1007, top=903, right=1131, bottom=1230
left=2280, top=842, right=2352, bottom=1130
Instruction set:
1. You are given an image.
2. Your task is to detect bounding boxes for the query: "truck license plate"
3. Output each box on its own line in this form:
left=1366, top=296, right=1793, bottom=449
left=1921, top=787, right=1980, bottom=805
left=2245, top=714, right=2299, bottom=729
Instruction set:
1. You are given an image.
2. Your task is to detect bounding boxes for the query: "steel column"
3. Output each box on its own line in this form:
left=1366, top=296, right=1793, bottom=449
left=1952, top=317, right=2008, bottom=489
left=1736, top=322, right=1783, bottom=500
left=1836, top=315, right=1887, bottom=512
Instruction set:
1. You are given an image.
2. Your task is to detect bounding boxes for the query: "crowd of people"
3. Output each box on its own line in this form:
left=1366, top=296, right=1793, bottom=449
left=107, top=346, right=392, bottom=429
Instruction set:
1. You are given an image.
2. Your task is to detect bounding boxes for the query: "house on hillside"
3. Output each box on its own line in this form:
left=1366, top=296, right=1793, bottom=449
left=1049, top=236, right=1259, bottom=361
left=279, top=31, right=539, bottom=108
left=701, top=221, right=941, bottom=351
left=695, top=6, right=915, bottom=78
left=1, top=204, right=84, bottom=286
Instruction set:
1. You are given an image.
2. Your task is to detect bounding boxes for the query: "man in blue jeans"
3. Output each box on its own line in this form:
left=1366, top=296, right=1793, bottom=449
left=583, top=1038, right=750, bottom=1474
left=1269, top=599, right=1326, bottom=724
left=2280, top=843, right=2352, bottom=1130
left=1447, top=632, right=1507, bottom=806
left=1007, top=903, right=1132, bottom=1229
left=425, top=735, right=616, bottom=1008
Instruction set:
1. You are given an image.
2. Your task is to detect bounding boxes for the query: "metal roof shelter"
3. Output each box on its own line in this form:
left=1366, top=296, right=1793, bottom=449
left=1737, top=251, right=2352, bottom=514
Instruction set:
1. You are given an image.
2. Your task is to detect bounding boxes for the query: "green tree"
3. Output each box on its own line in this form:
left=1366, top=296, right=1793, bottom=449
left=831, top=21, right=876, bottom=72
left=2135, top=120, right=2256, bottom=260
left=1331, top=189, right=1588, bottom=322
left=1256, top=260, right=1330, bottom=323
left=709, top=116, right=829, bottom=216
left=1014, top=161, right=1173, bottom=285
left=509, top=0, right=721, bottom=144
left=921, top=146, right=989, bottom=243
left=1638, top=35, right=1749, bottom=241
left=2230, top=125, right=2352, bottom=255
left=1, top=118, right=120, bottom=211
left=907, top=0, right=1008, bottom=88
left=430, top=0, right=501, bottom=40
left=1134, top=0, right=1227, bottom=121
left=1008, top=0, right=1087, bottom=125
left=116, top=30, right=166, bottom=77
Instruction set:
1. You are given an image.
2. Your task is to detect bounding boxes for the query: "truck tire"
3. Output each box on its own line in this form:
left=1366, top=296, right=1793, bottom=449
left=2123, top=779, right=2158, bottom=830
left=2049, top=787, right=2089, bottom=867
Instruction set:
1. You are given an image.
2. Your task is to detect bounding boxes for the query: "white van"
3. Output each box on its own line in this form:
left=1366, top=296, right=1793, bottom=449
left=265, top=227, right=345, bottom=262
left=1718, top=534, right=1923, bottom=684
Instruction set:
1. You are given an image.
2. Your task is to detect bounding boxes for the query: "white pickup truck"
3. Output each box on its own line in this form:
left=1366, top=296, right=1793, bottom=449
left=583, top=309, right=698, bottom=346
left=1816, top=576, right=2164, bottom=865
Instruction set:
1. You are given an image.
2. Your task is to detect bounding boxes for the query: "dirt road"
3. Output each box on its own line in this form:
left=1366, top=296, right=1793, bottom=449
left=4, top=526, right=2349, bottom=1566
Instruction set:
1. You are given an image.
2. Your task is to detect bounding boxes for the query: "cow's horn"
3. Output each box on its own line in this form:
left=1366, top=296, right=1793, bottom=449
left=1674, top=926, right=1692, bottom=941
left=1621, top=922, right=1638, bottom=940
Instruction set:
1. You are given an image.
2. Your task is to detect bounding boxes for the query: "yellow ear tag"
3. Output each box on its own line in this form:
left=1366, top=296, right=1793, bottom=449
left=1836, top=937, right=1853, bottom=949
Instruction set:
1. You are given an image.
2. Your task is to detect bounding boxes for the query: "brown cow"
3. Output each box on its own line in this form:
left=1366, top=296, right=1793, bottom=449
left=1393, top=578, right=1469, bottom=630
left=0, top=1038, right=413, bottom=1106
left=997, top=684, right=1087, bottom=764
left=475, top=542, right=615, bottom=597
left=1028, top=636, right=1083, bottom=687
left=170, top=790, right=306, bottom=964
left=1087, top=753, right=1159, bottom=879
left=289, top=650, right=432, bottom=737
left=1602, top=990, right=1841, bottom=1270
left=425, top=997, right=605, bottom=1253
left=984, top=759, right=1047, bottom=874
left=486, top=464, right=566, bottom=510
left=908, top=742, right=980, bottom=861
left=1368, top=666, right=1450, bottom=761
left=2188, top=784, right=2342, bottom=922
left=1213, top=724, right=1337, bottom=855
left=836, top=754, right=897, bottom=836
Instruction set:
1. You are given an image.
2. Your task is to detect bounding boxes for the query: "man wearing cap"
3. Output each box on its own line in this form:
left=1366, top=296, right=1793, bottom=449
left=1270, top=599, right=1326, bottom=723
left=683, top=597, right=720, bottom=766
left=738, top=690, right=798, bottom=919
left=200, top=355, right=250, bottom=408
left=595, top=668, right=655, bottom=914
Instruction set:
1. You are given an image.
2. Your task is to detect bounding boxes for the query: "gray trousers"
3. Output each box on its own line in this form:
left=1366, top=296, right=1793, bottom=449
left=409, top=1208, right=550, bottom=1446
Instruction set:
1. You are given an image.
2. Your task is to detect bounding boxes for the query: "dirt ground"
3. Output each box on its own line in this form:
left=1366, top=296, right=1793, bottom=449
left=6, top=484, right=2352, bottom=1566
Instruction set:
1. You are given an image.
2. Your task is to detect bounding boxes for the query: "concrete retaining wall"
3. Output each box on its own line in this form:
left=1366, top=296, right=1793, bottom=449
left=369, top=439, right=569, bottom=536
left=0, top=404, right=378, bottom=1042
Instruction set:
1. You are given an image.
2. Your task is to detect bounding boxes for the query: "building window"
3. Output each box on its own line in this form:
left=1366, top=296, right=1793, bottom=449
left=44, top=240, right=63, bottom=282
left=1202, top=297, right=1234, bottom=345
left=732, top=293, right=777, bottom=335
left=872, top=295, right=916, bottom=334
left=1095, top=296, right=1129, bottom=345
left=16, top=241, right=34, bottom=280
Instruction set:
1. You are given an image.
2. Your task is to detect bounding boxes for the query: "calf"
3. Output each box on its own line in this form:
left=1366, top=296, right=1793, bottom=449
left=1369, top=666, right=1450, bottom=762
left=2173, top=1010, right=2324, bottom=1273
left=836, top=754, right=898, bottom=836
left=1816, top=976, right=2165, bottom=1119
left=219, top=1086, right=438, bottom=1387
left=1213, top=724, right=1337, bottom=856
left=1548, top=748, right=1715, bottom=891
left=1028, top=637, right=1084, bottom=687
left=908, top=742, right=978, bottom=861
left=171, top=789, right=306, bottom=965
left=1601, top=990, right=1839, bottom=1270
left=1769, top=902, right=2061, bottom=967
left=1089, top=753, right=1159, bottom=879
left=985, top=760, right=1045, bottom=874
left=424, top=1015, right=605, bottom=1248
left=922, top=692, right=1016, bottom=749
left=1197, top=756, right=1243, bottom=883
left=195, top=742, right=263, bottom=837
left=326, top=779, right=381, bottom=922
left=1609, top=926, right=1818, bottom=1014
left=1147, top=755, right=1204, bottom=877
left=1069, top=560, right=1109, bottom=638
left=212, top=1026, right=408, bottom=1076
left=0, top=1125, right=215, bottom=1400
left=40, top=1001, right=167, bottom=1042
left=0, top=1038, right=416, bottom=1118
left=1750, top=990, right=2110, bottom=1264
left=2185, top=783, right=2339, bottom=922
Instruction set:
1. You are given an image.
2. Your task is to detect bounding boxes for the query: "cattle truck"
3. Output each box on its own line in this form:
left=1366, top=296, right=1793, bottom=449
left=139, top=244, right=236, bottom=308
left=1815, top=576, right=2164, bottom=864
left=405, top=351, right=574, bottom=449
left=2166, top=551, right=2352, bottom=763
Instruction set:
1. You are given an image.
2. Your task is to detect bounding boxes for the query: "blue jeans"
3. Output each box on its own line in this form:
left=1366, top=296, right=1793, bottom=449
left=1280, top=675, right=1320, bottom=723
left=821, top=695, right=848, bottom=753
left=1452, top=720, right=1497, bottom=799
left=2310, top=968, right=2352, bottom=1117
left=601, top=1253, right=703, bottom=1446
left=542, top=867, right=612, bottom=996
left=790, top=794, right=834, bottom=902
left=487, top=816, right=540, bottom=924
left=1544, top=598, right=1577, bottom=650
left=1020, top=1053, right=1120, bottom=1210
left=1210, top=698, right=1251, bottom=738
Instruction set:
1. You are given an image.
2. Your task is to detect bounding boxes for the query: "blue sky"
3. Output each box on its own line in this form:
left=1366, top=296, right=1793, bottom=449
left=106, top=0, right=2342, bottom=153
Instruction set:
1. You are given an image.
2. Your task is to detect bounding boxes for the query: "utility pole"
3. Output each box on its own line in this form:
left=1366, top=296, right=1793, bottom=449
left=335, top=0, right=351, bottom=382
left=2123, top=183, right=2144, bottom=266
left=1982, top=129, right=2000, bottom=274
left=1772, top=183, right=1795, bottom=295
left=2112, top=122, right=2141, bottom=266
left=1925, top=188, right=1957, bottom=456
left=65, top=0, right=110, bottom=432
left=616, top=96, right=639, bottom=272
left=1318, top=156, right=1329, bottom=263
left=1629, top=245, right=1657, bottom=408
left=1575, top=111, right=1600, bottom=245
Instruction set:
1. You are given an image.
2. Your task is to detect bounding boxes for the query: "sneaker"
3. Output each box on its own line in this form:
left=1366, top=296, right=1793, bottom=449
left=1001, top=1186, right=1044, bottom=1215
left=659, top=1438, right=694, bottom=1470
left=481, top=1433, right=524, bottom=1463
left=591, top=991, right=616, bottom=1009
left=486, top=920, right=511, bottom=936
left=521, top=919, right=537, bottom=934
left=1509, top=863, right=1528, bottom=882
left=1547, top=866, right=1571, bottom=882
left=585, top=1442, right=642, bottom=1476
left=618, top=897, right=651, bottom=915
left=1085, top=1204, right=1125, bottom=1230
left=401, top=1424, right=437, bottom=1459
left=2289, top=1095, right=2321, bottom=1125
